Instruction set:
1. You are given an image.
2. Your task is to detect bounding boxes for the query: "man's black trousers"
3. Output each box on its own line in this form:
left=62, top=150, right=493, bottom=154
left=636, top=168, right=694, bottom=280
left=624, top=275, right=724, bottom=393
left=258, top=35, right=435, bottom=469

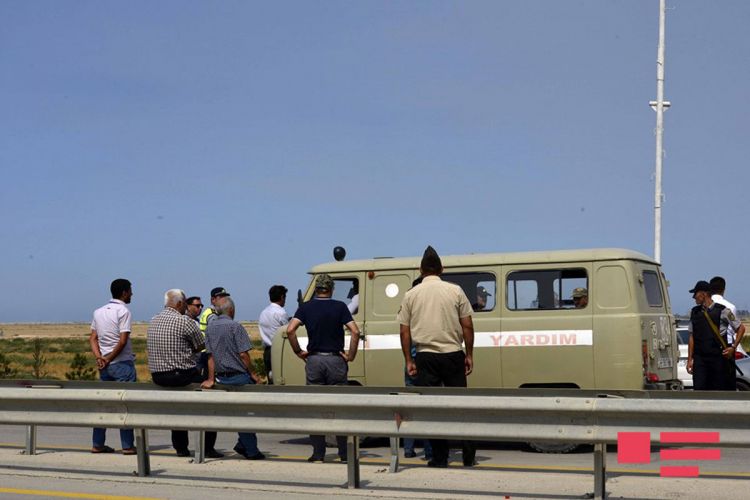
left=415, top=350, right=476, bottom=465
left=151, top=368, right=217, bottom=453
left=693, top=355, right=736, bottom=391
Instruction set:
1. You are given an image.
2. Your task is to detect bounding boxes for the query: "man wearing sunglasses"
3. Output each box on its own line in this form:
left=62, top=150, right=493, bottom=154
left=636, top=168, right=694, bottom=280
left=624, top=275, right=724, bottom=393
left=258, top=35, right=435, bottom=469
left=185, top=297, right=203, bottom=324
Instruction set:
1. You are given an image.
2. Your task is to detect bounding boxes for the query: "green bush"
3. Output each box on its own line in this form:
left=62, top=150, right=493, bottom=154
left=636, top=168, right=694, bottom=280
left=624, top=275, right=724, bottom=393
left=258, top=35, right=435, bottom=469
left=252, top=357, right=266, bottom=377
left=0, top=352, right=19, bottom=379
left=66, top=353, right=96, bottom=380
left=31, top=338, right=49, bottom=379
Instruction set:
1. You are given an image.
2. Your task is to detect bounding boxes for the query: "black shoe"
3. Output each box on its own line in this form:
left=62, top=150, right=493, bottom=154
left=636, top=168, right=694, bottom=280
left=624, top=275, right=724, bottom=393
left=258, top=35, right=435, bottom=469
left=245, top=452, right=266, bottom=460
left=233, top=444, right=246, bottom=456
left=338, top=455, right=347, bottom=463
left=307, top=455, right=325, bottom=463
left=206, top=449, right=224, bottom=459
left=175, top=448, right=191, bottom=457
left=427, top=459, right=448, bottom=468
left=404, top=451, right=417, bottom=458
left=463, top=458, right=477, bottom=467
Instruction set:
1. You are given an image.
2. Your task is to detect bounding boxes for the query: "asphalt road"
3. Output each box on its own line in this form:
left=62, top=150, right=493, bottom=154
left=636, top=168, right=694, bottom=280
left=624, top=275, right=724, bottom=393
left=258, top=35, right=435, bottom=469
left=0, top=425, right=749, bottom=499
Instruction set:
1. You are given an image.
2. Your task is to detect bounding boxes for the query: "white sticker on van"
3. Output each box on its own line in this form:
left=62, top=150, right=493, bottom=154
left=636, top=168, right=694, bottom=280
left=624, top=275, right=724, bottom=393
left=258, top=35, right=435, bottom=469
left=385, top=283, right=400, bottom=298
left=357, top=330, right=593, bottom=350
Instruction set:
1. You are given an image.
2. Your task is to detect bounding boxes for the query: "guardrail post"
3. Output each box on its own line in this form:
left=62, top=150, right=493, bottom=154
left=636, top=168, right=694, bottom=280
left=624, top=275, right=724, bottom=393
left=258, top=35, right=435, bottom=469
left=593, top=443, right=606, bottom=500
left=25, top=425, right=37, bottom=455
left=388, top=436, right=400, bottom=473
left=346, top=435, right=360, bottom=489
left=194, top=430, right=205, bottom=463
left=135, top=429, right=150, bottom=477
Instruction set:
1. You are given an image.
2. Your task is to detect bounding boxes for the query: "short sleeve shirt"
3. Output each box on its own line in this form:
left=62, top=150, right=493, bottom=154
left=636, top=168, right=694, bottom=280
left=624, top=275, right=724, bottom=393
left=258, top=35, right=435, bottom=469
left=397, top=275, right=473, bottom=354
left=91, top=299, right=134, bottom=364
left=688, top=303, right=742, bottom=337
left=258, top=303, right=290, bottom=347
left=712, top=295, right=742, bottom=344
left=205, top=315, right=253, bottom=373
left=147, top=307, right=205, bottom=373
left=293, top=298, right=353, bottom=353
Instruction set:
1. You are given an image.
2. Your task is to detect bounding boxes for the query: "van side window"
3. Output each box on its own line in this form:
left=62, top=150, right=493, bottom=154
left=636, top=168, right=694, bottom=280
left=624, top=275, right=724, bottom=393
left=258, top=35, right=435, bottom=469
left=442, top=272, right=496, bottom=312
left=506, top=269, right=588, bottom=310
left=329, top=278, right=359, bottom=315
left=642, top=271, right=663, bottom=307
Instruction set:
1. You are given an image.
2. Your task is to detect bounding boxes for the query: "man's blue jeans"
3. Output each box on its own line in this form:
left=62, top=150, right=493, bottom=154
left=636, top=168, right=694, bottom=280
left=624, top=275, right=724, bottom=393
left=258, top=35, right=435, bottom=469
left=93, top=360, right=136, bottom=449
left=216, top=372, right=260, bottom=455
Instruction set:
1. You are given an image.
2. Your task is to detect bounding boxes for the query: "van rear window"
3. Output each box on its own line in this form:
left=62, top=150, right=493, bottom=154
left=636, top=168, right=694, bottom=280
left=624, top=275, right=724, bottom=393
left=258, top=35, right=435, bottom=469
left=506, top=269, right=588, bottom=310
left=643, top=271, right=663, bottom=307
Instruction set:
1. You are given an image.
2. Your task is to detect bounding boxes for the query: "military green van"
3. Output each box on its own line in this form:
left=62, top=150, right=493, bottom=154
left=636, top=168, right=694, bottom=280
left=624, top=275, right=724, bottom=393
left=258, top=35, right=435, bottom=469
left=272, top=248, right=681, bottom=392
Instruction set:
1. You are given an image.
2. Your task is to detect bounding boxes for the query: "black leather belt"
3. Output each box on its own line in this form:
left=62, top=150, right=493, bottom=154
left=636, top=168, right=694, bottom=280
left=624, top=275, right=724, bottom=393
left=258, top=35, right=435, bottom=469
left=308, top=352, right=338, bottom=356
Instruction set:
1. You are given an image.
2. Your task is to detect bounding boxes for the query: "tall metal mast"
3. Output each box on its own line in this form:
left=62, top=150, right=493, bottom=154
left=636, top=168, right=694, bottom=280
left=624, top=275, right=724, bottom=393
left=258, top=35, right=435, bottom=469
left=651, top=0, right=670, bottom=263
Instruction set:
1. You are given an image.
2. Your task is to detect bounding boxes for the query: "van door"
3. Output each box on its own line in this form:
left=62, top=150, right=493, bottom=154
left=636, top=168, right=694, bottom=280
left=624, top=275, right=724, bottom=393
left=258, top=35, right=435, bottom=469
left=636, top=264, right=677, bottom=387
left=502, top=264, right=594, bottom=388
left=363, top=271, right=416, bottom=386
left=328, top=274, right=366, bottom=381
left=592, top=262, right=642, bottom=389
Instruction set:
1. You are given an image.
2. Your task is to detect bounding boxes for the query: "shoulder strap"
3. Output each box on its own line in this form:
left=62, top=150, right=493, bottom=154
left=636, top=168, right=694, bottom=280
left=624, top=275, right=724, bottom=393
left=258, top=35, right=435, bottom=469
left=702, top=309, right=727, bottom=349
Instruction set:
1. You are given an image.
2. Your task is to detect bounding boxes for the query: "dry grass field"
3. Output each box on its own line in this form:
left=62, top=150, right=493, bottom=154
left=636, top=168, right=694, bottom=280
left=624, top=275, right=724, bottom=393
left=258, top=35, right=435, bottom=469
left=0, top=322, right=264, bottom=383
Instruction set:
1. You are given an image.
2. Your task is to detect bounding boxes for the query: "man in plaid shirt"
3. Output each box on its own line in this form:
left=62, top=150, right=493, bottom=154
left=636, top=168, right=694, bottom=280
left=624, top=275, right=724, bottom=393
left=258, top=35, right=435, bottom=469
left=147, top=288, right=222, bottom=458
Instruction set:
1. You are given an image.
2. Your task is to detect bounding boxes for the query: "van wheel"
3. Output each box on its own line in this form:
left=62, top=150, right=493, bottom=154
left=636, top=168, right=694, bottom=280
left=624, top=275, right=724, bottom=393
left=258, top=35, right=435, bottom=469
left=736, top=380, right=750, bottom=391
left=528, top=442, right=579, bottom=453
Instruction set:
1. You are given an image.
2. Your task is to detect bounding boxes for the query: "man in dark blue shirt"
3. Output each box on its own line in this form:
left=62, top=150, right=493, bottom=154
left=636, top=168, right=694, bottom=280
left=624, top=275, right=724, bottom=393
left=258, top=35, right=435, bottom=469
left=286, top=273, right=361, bottom=463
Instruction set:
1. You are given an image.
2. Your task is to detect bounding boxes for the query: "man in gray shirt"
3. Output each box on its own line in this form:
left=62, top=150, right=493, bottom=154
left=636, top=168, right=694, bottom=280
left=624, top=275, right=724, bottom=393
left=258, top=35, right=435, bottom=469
left=201, top=297, right=265, bottom=460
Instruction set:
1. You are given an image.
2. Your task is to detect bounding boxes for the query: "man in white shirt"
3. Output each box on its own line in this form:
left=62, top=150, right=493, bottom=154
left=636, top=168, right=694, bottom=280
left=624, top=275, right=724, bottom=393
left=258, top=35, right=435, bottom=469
left=89, top=278, right=136, bottom=455
left=258, top=285, right=289, bottom=383
left=710, top=276, right=747, bottom=355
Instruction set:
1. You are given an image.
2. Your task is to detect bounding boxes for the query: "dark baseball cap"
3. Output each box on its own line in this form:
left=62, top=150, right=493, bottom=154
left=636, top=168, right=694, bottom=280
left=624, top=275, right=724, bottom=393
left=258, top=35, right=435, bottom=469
left=477, top=286, right=492, bottom=297
left=210, top=287, right=230, bottom=298
left=689, top=281, right=711, bottom=294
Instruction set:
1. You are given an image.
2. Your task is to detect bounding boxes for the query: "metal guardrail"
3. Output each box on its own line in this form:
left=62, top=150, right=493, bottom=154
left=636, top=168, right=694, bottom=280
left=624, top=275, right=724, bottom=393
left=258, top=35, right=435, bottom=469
left=1, top=383, right=749, bottom=500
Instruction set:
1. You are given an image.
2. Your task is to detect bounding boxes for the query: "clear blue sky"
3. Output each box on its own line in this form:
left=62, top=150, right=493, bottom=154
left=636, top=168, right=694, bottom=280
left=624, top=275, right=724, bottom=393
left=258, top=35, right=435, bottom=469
left=1, top=1, right=748, bottom=322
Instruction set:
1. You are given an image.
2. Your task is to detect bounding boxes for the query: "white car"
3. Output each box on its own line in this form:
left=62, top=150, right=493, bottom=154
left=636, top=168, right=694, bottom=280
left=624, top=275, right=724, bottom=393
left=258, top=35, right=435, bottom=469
left=676, top=324, right=749, bottom=390
left=676, top=326, right=692, bottom=388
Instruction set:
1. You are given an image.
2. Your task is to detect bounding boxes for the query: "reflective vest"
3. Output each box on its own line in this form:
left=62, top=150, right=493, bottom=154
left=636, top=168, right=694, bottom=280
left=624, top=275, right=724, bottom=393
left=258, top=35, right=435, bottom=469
left=199, top=307, right=217, bottom=334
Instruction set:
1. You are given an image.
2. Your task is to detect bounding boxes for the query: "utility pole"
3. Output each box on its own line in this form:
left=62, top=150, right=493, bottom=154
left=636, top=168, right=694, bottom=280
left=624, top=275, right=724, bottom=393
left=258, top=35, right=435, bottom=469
left=650, top=0, right=670, bottom=263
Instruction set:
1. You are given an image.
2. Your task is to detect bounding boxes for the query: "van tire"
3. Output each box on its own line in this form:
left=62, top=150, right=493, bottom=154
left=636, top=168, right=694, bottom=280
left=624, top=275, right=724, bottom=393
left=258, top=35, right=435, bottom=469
left=736, top=380, right=750, bottom=391
left=528, top=442, right=580, bottom=454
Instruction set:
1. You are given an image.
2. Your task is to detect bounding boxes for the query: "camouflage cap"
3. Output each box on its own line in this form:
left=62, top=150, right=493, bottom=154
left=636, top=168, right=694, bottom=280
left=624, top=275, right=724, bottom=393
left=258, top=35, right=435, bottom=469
left=315, top=273, right=335, bottom=290
left=572, top=287, right=588, bottom=299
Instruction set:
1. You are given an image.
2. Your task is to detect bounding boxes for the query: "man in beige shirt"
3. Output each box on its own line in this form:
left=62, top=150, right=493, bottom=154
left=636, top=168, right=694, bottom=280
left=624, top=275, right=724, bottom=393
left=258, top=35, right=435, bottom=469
left=397, top=245, right=475, bottom=468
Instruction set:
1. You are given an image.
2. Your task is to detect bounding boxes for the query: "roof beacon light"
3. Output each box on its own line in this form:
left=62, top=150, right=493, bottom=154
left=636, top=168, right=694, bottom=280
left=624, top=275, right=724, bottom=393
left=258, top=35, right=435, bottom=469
left=333, top=246, right=346, bottom=262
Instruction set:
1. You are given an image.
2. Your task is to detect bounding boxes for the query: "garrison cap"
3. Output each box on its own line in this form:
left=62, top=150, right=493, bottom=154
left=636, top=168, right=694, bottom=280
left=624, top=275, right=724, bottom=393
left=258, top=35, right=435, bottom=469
left=420, top=245, right=443, bottom=273
left=572, top=287, right=588, bottom=299
left=315, top=274, right=335, bottom=290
